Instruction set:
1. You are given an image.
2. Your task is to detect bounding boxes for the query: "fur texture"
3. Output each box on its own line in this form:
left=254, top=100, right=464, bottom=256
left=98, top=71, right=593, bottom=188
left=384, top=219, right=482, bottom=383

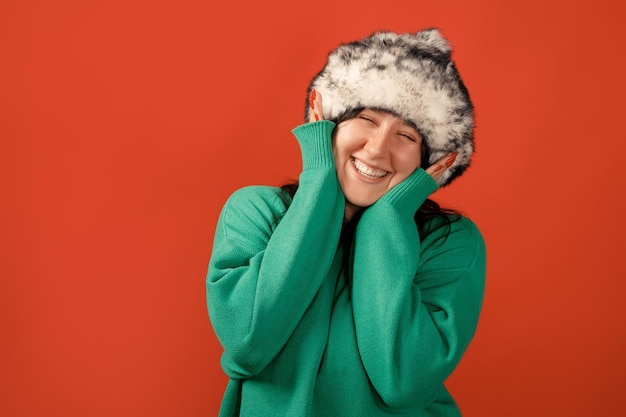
left=306, top=28, right=474, bottom=187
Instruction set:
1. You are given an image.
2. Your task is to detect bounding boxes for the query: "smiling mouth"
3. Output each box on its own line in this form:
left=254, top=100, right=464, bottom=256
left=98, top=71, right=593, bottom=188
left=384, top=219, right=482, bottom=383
left=351, top=157, right=389, bottom=179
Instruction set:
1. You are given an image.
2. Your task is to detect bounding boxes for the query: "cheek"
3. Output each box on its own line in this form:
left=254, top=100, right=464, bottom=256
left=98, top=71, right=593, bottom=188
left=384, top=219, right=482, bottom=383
left=331, top=130, right=342, bottom=158
left=332, top=132, right=356, bottom=164
left=395, top=148, right=422, bottom=174
left=331, top=138, right=343, bottom=165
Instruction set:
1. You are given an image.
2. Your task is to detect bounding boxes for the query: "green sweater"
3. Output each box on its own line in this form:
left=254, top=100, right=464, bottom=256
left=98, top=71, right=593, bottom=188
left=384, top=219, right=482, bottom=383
left=206, top=121, right=486, bottom=417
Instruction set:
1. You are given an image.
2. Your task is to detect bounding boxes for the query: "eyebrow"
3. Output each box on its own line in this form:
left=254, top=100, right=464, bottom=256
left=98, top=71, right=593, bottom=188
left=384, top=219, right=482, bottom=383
left=365, top=108, right=419, bottom=131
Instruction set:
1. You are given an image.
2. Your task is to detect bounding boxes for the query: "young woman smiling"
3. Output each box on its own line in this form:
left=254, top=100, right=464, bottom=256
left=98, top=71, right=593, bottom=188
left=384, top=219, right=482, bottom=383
left=206, top=28, right=486, bottom=417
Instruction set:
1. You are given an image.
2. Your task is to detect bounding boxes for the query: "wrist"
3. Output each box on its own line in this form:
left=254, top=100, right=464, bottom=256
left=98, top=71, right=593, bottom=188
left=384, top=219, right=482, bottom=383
left=291, top=121, right=336, bottom=170
left=377, top=168, right=439, bottom=217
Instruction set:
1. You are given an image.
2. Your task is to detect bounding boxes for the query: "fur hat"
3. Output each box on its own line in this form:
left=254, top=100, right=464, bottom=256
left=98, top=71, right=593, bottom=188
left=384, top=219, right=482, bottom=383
left=306, top=28, right=474, bottom=187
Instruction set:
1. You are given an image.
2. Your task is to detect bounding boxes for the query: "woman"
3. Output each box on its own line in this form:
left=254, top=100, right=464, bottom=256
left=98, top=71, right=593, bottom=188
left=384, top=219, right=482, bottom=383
left=206, top=28, right=486, bottom=416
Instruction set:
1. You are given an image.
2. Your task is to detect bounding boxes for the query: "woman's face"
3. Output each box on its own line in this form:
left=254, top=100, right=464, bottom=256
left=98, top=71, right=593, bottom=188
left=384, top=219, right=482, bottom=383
left=333, top=109, right=423, bottom=220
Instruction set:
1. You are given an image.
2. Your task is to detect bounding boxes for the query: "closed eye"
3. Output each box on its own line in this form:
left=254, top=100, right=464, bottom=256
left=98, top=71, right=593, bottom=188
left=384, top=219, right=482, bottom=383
left=399, top=132, right=417, bottom=142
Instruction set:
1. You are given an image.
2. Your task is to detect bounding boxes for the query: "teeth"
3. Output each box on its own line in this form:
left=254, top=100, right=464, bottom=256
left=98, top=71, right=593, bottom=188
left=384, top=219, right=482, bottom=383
left=352, top=158, right=388, bottom=178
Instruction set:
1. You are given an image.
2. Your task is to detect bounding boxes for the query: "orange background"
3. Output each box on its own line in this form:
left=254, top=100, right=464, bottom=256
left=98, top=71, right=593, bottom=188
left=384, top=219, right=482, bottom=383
left=1, top=0, right=625, bottom=416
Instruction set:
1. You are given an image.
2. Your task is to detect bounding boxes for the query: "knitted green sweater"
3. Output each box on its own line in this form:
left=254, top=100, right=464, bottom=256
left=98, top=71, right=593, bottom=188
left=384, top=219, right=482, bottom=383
left=206, top=121, right=486, bottom=417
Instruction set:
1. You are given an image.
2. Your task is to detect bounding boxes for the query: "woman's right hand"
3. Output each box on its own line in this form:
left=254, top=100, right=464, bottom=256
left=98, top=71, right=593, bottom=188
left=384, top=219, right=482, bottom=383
left=425, top=151, right=458, bottom=183
left=308, top=89, right=323, bottom=123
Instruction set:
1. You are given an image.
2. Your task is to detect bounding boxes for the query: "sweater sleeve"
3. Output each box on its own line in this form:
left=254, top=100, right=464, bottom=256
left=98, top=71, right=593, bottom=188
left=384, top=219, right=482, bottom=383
left=351, top=168, right=486, bottom=410
left=206, top=121, right=344, bottom=379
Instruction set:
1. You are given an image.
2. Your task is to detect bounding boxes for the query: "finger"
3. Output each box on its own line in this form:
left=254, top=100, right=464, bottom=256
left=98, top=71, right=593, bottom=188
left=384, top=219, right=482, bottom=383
left=308, top=88, right=323, bottom=122
left=315, top=89, right=323, bottom=119
left=425, top=162, right=446, bottom=181
left=425, top=151, right=458, bottom=181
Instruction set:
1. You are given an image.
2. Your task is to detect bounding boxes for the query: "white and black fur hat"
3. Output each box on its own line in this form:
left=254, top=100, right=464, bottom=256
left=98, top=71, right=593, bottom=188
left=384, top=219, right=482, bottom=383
left=306, top=28, right=474, bottom=187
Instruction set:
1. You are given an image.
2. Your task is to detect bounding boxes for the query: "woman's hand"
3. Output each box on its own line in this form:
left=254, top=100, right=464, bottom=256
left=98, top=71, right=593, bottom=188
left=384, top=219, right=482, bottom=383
left=308, top=89, right=323, bottom=122
left=425, top=151, right=458, bottom=183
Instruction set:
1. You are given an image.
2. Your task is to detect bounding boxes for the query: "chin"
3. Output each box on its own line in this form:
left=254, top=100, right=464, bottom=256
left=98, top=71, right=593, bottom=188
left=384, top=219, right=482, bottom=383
left=344, top=194, right=379, bottom=210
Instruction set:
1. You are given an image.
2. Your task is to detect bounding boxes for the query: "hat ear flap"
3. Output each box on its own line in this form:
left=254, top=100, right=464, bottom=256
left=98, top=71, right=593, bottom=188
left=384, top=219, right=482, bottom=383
left=411, top=28, right=452, bottom=58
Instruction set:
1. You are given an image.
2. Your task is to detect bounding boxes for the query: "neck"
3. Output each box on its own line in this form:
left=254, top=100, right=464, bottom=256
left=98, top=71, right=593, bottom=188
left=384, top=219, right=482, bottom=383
left=344, top=201, right=363, bottom=222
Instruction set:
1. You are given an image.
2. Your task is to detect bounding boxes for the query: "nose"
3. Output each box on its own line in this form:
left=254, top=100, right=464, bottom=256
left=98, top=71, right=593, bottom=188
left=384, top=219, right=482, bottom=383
left=363, top=128, right=391, bottom=159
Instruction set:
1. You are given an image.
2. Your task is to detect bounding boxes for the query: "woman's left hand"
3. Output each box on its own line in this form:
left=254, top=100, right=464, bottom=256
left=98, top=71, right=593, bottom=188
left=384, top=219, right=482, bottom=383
left=425, top=151, right=458, bottom=183
left=308, top=89, right=323, bottom=123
